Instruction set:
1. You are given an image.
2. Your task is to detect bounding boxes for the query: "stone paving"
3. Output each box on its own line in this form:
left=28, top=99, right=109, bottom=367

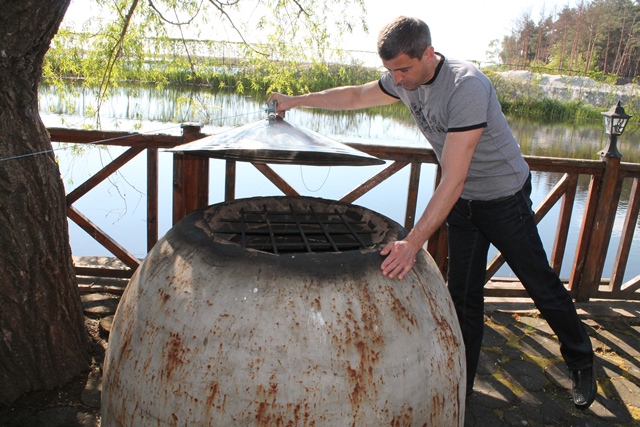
left=1, top=295, right=638, bottom=426
left=465, top=300, right=640, bottom=427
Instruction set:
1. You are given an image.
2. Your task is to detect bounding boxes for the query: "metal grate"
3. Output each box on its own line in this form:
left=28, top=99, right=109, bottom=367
left=212, top=204, right=376, bottom=254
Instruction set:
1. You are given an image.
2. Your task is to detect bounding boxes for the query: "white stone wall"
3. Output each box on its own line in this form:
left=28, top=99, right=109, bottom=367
left=497, top=70, right=640, bottom=110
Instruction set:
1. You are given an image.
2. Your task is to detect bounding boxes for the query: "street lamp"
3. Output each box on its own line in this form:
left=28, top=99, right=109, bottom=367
left=600, top=101, right=631, bottom=158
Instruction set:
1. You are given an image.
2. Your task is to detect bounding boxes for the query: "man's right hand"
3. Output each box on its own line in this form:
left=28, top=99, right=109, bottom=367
left=267, top=93, right=297, bottom=115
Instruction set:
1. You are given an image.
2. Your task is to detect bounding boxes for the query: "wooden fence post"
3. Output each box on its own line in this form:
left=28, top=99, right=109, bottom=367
left=173, top=123, right=207, bottom=225
left=426, top=165, right=448, bottom=276
left=404, top=162, right=421, bottom=230
left=147, top=147, right=158, bottom=252
left=225, top=160, right=236, bottom=202
left=574, top=154, right=623, bottom=301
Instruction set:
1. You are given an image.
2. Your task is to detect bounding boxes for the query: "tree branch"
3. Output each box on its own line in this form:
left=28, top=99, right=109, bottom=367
left=174, top=6, right=198, bottom=77
left=96, top=0, right=140, bottom=124
left=291, top=0, right=310, bottom=18
left=207, top=0, right=267, bottom=56
left=147, top=0, right=203, bottom=26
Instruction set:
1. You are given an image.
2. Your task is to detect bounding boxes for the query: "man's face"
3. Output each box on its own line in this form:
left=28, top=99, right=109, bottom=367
left=381, top=51, right=432, bottom=91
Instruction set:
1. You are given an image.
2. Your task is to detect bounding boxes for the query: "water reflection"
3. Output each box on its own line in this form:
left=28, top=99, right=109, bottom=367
left=510, top=117, right=640, bottom=162
left=41, top=82, right=640, bottom=161
left=40, top=83, right=263, bottom=129
left=40, top=83, right=640, bottom=284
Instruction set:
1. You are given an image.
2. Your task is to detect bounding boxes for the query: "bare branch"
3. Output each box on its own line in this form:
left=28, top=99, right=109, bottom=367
left=147, top=0, right=203, bottom=26
left=291, top=0, right=310, bottom=18
left=215, top=0, right=240, bottom=5
left=174, top=6, right=198, bottom=76
left=96, top=0, right=141, bottom=122
left=207, top=0, right=268, bottom=56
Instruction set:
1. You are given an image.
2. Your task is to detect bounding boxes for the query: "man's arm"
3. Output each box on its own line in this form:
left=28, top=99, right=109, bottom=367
left=268, top=81, right=398, bottom=112
left=380, top=127, right=483, bottom=280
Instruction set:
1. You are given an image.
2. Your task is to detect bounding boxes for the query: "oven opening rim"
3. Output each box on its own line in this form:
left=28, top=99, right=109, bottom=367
left=199, top=196, right=401, bottom=255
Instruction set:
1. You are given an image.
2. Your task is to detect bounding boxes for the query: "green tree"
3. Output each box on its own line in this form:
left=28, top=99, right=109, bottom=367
left=0, top=0, right=365, bottom=405
left=498, top=0, right=640, bottom=79
left=45, top=0, right=367, bottom=125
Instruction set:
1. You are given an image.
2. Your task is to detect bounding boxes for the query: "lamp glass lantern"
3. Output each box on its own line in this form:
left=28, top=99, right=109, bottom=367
left=600, top=101, right=631, bottom=158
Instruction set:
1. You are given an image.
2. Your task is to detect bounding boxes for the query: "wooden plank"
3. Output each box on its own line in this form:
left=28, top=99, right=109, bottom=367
left=431, top=224, right=448, bottom=277
left=426, top=166, right=442, bottom=259
left=485, top=252, right=505, bottom=281
left=172, top=124, right=206, bottom=224
left=182, top=154, right=209, bottom=210
left=74, top=266, right=133, bottom=278
left=620, top=275, right=640, bottom=293
left=67, top=205, right=141, bottom=270
left=533, top=173, right=569, bottom=221
left=49, top=127, right=183, bottom=148
left=569, top=173, right=603, bottom=294
left=225, top=160, right=237, bottom=201
left=66, top=146, right=144, bottom=206
left=180, top=124, right=208, bottom=219
left=551, top=173, right=578, bottom=275
left=77, top=284, right=126, bottom=295
left=485, top=176, right=568, bottom=281
left=611, top=177, right=640, bottom=291
left=620, top=161, right=640, bottom=175
left=524, top=155, right=605, bottom=173
left=425, top=165, right=448, bottom=275
left=252, top=163, right=300, bottom=196
left=482, top=278, right=640, bottom=301
left=484, top=288, right=531, bottom=298
left=172, top=153, right=185, bottom=225
left=595, top=285, right=640, bottom=300
left=147, top=148, right=159, bottom=252
left=576, top=157, right=623, bottom=301
left=344, top=144, right=612, bottom=175
left=404, top=162, right=421, bottom=230
left=344, top=143, right=437, bottom=163
left=339, top=161, right=408, bottom=204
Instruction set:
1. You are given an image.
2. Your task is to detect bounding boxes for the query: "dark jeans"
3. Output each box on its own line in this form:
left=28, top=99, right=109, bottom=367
left=446, top=174, right=593, bottom=392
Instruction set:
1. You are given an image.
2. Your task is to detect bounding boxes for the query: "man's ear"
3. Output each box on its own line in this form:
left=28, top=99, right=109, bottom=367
left=422, top=45, right=435, bottom=60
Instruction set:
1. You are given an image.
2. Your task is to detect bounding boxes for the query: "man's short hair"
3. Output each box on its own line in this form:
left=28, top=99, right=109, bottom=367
left=377, top=16, right=432, bottom=61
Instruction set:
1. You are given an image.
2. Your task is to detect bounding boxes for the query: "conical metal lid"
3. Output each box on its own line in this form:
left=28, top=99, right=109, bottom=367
left=168, top=108, right=384, bottom=166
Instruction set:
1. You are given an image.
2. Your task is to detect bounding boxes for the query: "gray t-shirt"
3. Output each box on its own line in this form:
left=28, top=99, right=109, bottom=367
left=378, top=54, right=529, bottom=200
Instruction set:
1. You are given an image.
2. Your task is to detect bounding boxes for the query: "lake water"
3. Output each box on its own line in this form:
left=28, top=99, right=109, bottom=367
left=39, top=85, right=640, bottom=283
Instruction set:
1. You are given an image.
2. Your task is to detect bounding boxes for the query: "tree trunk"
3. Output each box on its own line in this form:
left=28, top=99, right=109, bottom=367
left=603, top=30, right=611, bottom=75
left=0, top=0, right=90, bottom=405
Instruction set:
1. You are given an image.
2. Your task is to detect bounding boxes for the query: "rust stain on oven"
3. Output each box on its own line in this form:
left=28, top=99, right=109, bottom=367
left=390, top=405, right=414, bottom=426
left=417, top=273, right=461, bottom=351
left=338, top=282, right=386, bottom=418
left=384, top=284, right=418, bottom=330
left=158, top=287, right=171, bottom=305
left=163, top=332, right=189, bottom=381
left=204, top=379, right=228, bottom=421
left=250, top=384, right=317, bottom=427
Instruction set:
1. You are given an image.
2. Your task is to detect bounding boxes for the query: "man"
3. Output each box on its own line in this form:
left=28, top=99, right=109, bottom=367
left=268, top=16, right=596, bottom=409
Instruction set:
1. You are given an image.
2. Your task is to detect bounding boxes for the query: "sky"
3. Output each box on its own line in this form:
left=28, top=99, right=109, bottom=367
left=348, top=0, right=576, bottom=63
left=63, top=0, right=577, bottom=64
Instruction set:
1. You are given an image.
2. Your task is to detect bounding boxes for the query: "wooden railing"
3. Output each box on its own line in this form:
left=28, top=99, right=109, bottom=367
left=49, top=124, right=640, bottom=302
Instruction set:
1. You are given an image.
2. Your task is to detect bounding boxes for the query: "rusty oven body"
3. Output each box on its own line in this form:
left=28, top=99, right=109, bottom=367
left=102, top=196, right=465, bottom=426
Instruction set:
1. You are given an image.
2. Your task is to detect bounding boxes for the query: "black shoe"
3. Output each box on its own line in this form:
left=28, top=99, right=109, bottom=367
left=572, top=364, right=596, bottom=409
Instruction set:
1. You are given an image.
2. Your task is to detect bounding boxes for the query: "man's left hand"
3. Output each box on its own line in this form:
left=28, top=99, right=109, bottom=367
left=380, top=240, right=420, bottom=280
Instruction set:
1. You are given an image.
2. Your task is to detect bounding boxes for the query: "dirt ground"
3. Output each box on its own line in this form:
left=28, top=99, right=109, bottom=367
left=0, top=317, right=107, bottom=427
